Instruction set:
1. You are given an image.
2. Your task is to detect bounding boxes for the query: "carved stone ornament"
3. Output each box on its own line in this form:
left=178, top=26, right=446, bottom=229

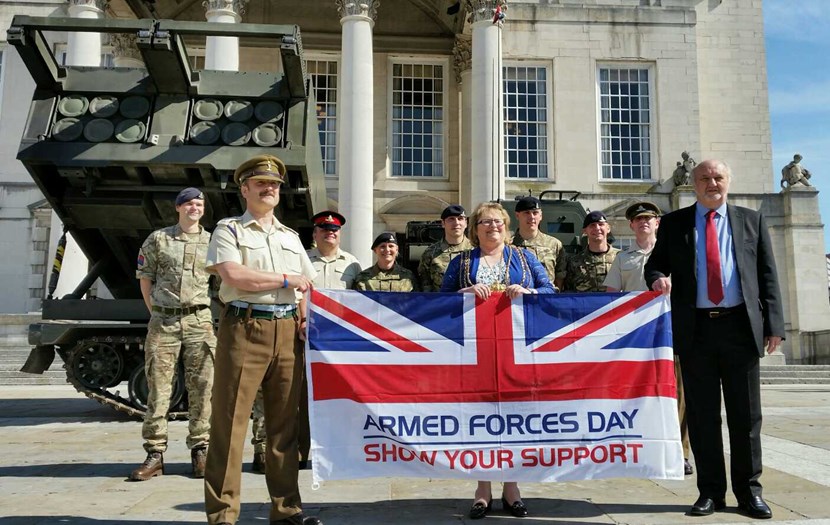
left=465, top=0, right=507, bottom=25
left=110, top=33, right=141, bottom=61
left=68, top=0, right=109, bottom=12
left=336, top=0, right=380, bottom=20
left=202, top=0, right=248, bottom=16
left=452, top=35, right=472, bottom=84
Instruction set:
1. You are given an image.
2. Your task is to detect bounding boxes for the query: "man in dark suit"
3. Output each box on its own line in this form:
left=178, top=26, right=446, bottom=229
left=645, top=159, right=784, bottom=520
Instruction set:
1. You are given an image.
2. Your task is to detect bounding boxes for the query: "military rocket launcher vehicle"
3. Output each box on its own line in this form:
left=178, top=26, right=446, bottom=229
left=10, top=15, right=327, bottom=417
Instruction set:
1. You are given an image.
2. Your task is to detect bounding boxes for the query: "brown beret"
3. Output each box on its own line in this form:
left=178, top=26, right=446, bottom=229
left=233, top=155, right=286, bottom=186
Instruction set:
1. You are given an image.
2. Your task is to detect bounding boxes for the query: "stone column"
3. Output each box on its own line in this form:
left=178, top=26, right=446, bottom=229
left=468, top=0, right=506, bottom=205
left=203, top=0, right=248, bottom=71
left=780, top=187, right=830, bottom=363
left=110, top=33, right=144, bottom=68
left=66, top=0, right=107, bottom=67
left=336, top=0, right=378, bottom=268
left=453, top=35, right=473, bottom=211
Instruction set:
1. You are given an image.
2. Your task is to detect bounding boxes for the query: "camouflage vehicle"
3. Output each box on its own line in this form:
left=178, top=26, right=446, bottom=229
left=10, top=16, right=326, bottom=417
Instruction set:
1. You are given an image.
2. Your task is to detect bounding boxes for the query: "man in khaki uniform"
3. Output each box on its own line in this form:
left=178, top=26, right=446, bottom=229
left=603, top=201, right=693, bottom=476
left=130, top=187, right=216, bottom=482
left=203, top=155, right=322, bottom=525
left=250, top=210, right=360, bottom=473
left=563, top=210, right=619, bottom=292
left=510, top=196, right=566, bottom=290
left=353, top=232, right=419, bottom=291
left=417, top=204, right=472, bottom=291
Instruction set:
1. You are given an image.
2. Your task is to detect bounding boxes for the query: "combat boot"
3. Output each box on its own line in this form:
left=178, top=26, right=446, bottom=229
left=191, top=446, right=207, bottom=478
left=252, top=451, right=266, bottom=474
left=129, top=451, right=163, bottom=481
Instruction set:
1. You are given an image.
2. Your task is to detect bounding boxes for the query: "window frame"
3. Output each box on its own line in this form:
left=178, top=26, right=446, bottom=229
left=595, top=62, right=657, bottom=183
left=305, top=52, right=341, bottom=180
left=386, top=55, right=450, bottom=180
left=0, top=45, right=5, bottom=116
left=502, top=60, right=554, bottom=181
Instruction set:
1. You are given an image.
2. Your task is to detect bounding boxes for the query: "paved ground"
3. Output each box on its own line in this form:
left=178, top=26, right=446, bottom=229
left=2, top=384, right=830, bottom=525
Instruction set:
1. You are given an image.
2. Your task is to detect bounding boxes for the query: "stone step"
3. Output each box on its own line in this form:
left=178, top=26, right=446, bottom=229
left=761, top=377, right=830, bottom=385
left=0, top=375, right=68, bottom=385
left=761, top=365, right=830, bottom=371
left=761, top=370, right=830, bottom=378
left=0, top=363, right=65, bottom=372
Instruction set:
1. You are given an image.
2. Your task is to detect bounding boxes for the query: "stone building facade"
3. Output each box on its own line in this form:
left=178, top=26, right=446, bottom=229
left=0, top=0, right=828, bottom=362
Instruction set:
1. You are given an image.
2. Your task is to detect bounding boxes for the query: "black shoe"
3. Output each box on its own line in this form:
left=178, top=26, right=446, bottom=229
left=468, top=498, right=492, bottom=519
left=684, top=459, right=694, bottom=476
left=252, top=452, right=266, bottom=474
left=502, top=496, right=528, bottom=517
left=689, top=496, right=726, bottom=516
left=738, top=496, right=772, bottom=519
left=270, top=514, right=323, bottom=525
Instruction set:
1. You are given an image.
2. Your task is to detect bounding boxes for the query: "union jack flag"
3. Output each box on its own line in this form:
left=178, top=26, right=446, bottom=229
left=307, top=290, right=683, bottom=483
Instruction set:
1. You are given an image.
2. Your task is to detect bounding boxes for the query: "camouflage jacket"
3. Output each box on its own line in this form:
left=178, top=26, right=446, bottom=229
left=353, top=263, right=419, bottom=292
left=511, top=231, right=566, bottom=282
left=417, top=237, right=473, bottom=291
left=563, top=245, right=620, bottom=292
left=137, top=224, right=211, bottom=308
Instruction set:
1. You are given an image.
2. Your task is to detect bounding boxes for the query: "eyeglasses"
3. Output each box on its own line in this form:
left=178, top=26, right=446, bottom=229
left=477, top=218, right=505, bottom=226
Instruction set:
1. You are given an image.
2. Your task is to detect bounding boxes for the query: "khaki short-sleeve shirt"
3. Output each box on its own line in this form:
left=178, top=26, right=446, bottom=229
left=307, top=247, right=362, bottom=290
left=603, top=244, right=652, bottom=292
left=206, top=211, right=316, bottom=305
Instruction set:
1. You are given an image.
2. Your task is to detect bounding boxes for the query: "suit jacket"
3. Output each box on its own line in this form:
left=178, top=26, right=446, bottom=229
left=644, top=203, right=785, bottom=356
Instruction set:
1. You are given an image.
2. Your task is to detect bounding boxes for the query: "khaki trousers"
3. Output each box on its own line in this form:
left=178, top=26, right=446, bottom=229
left=204, top=310, right=303, bottom=524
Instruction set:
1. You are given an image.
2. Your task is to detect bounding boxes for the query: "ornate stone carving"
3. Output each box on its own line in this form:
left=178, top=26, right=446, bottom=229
left=335, top=0, right=380, bottom=20
left=465, top=0, right=507, bottom=25
left=452, top=35, right=472, bottom=84
left=202, top=0, right=248, bottom=16
left=110, top=33, right=141, bottom=61
left=671, top=151, right=696, bottom=187
left=68, top=0, right=108, bottom=11
left=781, top=153, right=813, bottom=189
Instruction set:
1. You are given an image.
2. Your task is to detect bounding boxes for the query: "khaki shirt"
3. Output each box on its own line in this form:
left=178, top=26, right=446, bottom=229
left=206, top=211, right=316, bottom=305
left=563, top=246, right=620, bottom=292
left=603, top=243, right=652, bottom=292
left=511, top=231, right=566, bottom=281
left=307, top=247, right=362, bottom=290
left=417, top=237, right=472, bottom=291
left=353, top=263, right=419, bottom=292
left=136, top=224, right=211, bottom=308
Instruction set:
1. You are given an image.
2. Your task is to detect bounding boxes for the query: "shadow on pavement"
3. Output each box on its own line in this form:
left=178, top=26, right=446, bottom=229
left=174, top=498, right=688, bottom=523
left=0, top=461, right=202, bottom=479
left=0, top=397, right=136, bottom=426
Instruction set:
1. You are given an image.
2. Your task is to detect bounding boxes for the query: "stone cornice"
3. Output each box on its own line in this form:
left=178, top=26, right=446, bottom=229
left=336, top=0, right=380, bottom=20
left=465, top=0, right=507, bottom=25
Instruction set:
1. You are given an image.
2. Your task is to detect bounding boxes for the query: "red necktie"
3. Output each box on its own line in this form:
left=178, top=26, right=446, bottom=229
left=705, top=210, right=724, bottom=305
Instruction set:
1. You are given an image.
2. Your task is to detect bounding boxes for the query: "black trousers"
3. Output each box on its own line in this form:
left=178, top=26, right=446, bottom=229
left=679, top=307, right=763, bottom=502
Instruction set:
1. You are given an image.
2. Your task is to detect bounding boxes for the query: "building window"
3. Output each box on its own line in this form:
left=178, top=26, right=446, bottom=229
left=390, top=62, right=445, bottom=177
left=614, top=237, right=634, bottom=251
left=306, top=59, right=338, bottom=177
left=598, top=66, right=653, bottom=180
left=54, top=45, right=114, bottom=67
left=503, top=65, right=549, bottom=179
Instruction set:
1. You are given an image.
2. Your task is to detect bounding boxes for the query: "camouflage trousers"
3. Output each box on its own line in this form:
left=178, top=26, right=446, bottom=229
left=143, top=307, right=216, bottom=453
left=251, top=375, right=310, bottom=461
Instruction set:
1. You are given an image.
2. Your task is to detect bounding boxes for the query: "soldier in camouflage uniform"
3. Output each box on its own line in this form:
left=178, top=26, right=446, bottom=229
left=353, top=232, right=419, bottom=291
left=250, top=210, right=360, bottom=473
left=130, top=187, right=216, bottom=481
left=563, top=210, right=620, bottom=292
left=510, top=196, right=567, bottom=290
left=418, top=204, right=472, bottom=291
